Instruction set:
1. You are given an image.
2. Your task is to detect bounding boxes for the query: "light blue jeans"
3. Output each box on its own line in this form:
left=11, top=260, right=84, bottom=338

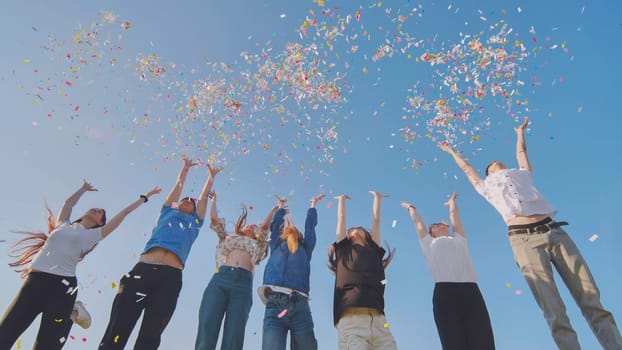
left=262, top=291, right=317, bottom=350
left=195, top=266, right=253, bottom=350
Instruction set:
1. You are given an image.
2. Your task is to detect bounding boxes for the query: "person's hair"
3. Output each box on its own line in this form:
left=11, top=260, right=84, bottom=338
left=234, top=206, right=249, bottom=236
left=328, top=226, right=395, bottom=273
left=180, top=197, right=197, bottom=212
left=280, top=223, right=302, bottom=254
left=8, top=205, right=106, bottom=278
left=485, top=161, right=496, bottom=176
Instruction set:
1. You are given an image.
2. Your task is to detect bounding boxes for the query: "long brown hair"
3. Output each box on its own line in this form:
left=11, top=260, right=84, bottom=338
left=8, top=205, right=106, bottom=278
left=328, top=226, right=395, bottom=273
left=234, top=206, right=249, bottom=236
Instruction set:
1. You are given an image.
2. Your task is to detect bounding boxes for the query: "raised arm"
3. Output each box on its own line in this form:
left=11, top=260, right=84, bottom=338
left=515, top=117, right=531, bottom=171
left=101, top=187, right=162, bottom=238
left=400, top=201, right=428, bottom=239
left=334, top=195, right=350, bottom=243
left=303, top=194, right=324, bottom=254
left=269, top=195, right=288, bottom=249
left=259, top=205, right=280, bottom=233
left=209, top=192, right=227, bottom=241
left=195, top=163, right=222, bottom=220
left=439, top=143, right=483, bottom=189
left=57, top=180, right=97, bottom=225
left=444, top=192, right=465, bottom=237
left=164, top=157, right=197, bottom=207
left=369, top=190, right=388, bottom=247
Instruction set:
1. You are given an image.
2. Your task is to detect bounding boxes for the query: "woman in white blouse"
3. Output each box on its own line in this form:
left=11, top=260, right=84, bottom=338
left=0, top=180, right=160, bottom=350
left=195, top=191, right=278, bottom=350
left=401, top=193, right=495, bottom=350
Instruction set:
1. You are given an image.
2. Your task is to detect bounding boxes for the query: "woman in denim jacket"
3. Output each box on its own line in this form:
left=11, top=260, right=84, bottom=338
left=257, top=194, right=325, bottom=350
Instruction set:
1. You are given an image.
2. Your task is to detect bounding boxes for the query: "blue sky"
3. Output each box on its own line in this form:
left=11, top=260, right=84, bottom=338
left=1, top=1, right=620, bottom=349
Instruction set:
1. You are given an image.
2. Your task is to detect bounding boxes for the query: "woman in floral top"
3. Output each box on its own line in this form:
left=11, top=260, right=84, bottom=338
left=195, top=192, right=278, bottom=350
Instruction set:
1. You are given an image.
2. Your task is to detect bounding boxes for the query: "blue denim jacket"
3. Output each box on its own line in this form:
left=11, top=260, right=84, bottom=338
left=262, top=208, right=317, bottom=295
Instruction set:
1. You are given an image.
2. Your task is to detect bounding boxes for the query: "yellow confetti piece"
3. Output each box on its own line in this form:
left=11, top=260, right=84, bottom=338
left=506, top=282, right=511, bottom=288
left=54, top=318, right=63, bottom=323
left=111, top=281, right=117, bottom=289
left=383, top=322, right=389, bottom=328
left=215, top=268, right=220, bottom=273
left=23, top=59, right=31, bottom=63
left=17, top=339, right=22, bottom=349
left=114, top=335, right=120, bottom=343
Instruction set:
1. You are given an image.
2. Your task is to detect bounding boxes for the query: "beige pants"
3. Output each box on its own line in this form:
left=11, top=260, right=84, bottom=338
left=509, top=227, right=622, bottom=350
left=336, top=307, right=397, bottom=350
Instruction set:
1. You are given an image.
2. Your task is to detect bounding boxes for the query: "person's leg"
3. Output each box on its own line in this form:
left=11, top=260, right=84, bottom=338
left=551, top=228, right=622, bottom=349
left=369, top=313, right=397, bottom=350
left=195, top=271, right=230, bottom=350
left=220, top=267, right=253, bottom=350
left=288, top=297, right=317, bottom=350
left=99, top=264, right=151, bottom=350
left=34, top=275, right=77, bottom=350
left=336, top=314, right=371, bottom=350
left=133, top=265, right=182, bottom=350
left=262, top=293, right=288, bottom=350
left=0, top=273, right=46, bottom=348
left=509, top=233, right=580, bottom=350
left=433, top=283, right=467, bottom=350
left=462, top=283, right=495, bottom=350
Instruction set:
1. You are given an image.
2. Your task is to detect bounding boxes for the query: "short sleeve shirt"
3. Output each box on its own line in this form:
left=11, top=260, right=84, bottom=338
left=30, top=221, right=102, bottom=277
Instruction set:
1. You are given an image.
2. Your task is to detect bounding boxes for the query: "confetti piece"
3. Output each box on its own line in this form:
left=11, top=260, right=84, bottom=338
left=249, top=205, right=254, bottom=210
left=54, top=318, right=64, bottom=323
left=588, top=234, right=599, bottom=242
left=114, top=335, right=120, bottom=343
left=380, top=279, right=387, bottom=285
left=515, top=289, right=522, bottom=295
left=111, top=281, right=117, bottom=289
left=506, top=282, right=511, bottom=288
left=61, top=279, right=70, bottom=286
left=59, top=337, right=66, bottom=343
left=215, top=268, right=220, bottom=273
left=280, top=14, right=286, bottom=19
left=278, top=309, right=288, bottom=318
left=391, top=220, right=397, bottom=228
left=384, top=322, right=389, bottom=328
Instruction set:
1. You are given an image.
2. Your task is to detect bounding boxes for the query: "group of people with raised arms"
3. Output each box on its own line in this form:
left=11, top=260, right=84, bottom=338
left=0, top=118, right=620, bottom=349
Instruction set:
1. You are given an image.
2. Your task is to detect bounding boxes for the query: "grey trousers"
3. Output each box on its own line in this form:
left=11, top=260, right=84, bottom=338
left=509, top=226, right=622, bottom=350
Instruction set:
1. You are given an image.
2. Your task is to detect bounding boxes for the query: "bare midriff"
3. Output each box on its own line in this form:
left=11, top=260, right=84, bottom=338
left=507, top=213, right=550, bottom=226
left=223, top=249, right=254, bottom=272
left=139, top=247, right=183, bottom=270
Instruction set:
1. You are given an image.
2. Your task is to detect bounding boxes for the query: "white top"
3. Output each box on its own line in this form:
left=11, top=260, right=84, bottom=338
left=475, top=168, right=556, bottom=223
left=29, top=221, right=103, bottom=277
left=419, top=234, right=478, bottom=283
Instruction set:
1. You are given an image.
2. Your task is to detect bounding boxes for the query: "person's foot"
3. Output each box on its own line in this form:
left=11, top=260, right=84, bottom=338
left=72, top=300, right=92, bottom=329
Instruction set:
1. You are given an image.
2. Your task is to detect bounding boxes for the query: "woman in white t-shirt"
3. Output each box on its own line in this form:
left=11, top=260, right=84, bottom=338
left=0, top=180, right=160, bottom=350
left=401, top=193, right=495, bottom=350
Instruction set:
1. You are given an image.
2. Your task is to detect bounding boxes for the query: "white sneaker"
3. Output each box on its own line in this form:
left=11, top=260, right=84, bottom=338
left=72, top=300, right=92, bottom=329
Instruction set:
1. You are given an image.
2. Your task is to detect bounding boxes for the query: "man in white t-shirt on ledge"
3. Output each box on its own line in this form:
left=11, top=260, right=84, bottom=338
left=440, top=118, right=622, bottom=350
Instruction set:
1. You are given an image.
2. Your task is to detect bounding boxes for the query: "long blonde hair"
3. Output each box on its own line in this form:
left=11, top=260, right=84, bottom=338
left=280, top=223, right=302, bottom=254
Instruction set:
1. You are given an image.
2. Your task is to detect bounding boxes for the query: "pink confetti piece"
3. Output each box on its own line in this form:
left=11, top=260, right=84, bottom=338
left=278, top=309, right=288, bottom=318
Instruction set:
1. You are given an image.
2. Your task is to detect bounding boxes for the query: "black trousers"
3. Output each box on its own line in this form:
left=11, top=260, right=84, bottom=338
left=99, top=262, right=182, bottom=350
left=433, top=282, right=495, bottom=350
left=0, top=272, right=77, bottom=350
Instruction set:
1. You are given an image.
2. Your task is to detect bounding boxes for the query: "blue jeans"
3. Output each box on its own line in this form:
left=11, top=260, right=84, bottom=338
left=195, top=266, right=253, bottom=350
left=262, top=291, right=317, bottom=350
